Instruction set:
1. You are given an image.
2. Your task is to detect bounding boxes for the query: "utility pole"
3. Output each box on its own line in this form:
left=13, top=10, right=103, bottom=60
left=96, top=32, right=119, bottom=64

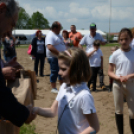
left=109, top=0, right=112, bottom=43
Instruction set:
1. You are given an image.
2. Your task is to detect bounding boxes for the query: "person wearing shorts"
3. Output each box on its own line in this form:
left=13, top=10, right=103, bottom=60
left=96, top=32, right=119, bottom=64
left=45, top=21, right=66, bottom=93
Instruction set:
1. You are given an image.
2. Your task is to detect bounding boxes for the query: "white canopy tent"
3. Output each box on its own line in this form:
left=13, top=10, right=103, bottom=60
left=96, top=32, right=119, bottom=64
left=61, top=29, right=106, bottom=36
left=12, top=29, right=106, bottom=44
left=12, top=29, right=106, bottom=36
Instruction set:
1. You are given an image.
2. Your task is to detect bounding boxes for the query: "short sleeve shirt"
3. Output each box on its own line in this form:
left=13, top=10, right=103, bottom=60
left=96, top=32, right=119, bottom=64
left=69, top=32, right=82, bottom=47
left=87, top=47, right=103, bottom=67
left=109, top=49, right=134, bottom=76
left=45, top=31, right=66, bottom=58
left=80, top=33, right=105, bottom=52
left=130, top=39, right=134, bottom=50
left=37, top=38, right=45, bottom=54
left=56, top=82, right=96, bottom=134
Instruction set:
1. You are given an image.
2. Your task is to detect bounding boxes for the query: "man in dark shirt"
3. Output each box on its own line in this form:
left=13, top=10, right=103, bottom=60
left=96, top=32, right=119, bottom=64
left=0, top=0, right=36, bottom=127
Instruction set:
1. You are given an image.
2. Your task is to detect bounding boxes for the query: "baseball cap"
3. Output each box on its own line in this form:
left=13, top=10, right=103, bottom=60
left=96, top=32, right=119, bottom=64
left=90, top=23, right=96, bottom=29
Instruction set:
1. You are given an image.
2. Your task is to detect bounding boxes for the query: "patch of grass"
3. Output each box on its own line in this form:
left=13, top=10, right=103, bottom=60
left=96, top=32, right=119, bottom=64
left=16, top=45, right=29, bottom=49
left=82, top=43, right=119, bottom=47
left=20, top=124, right=39, bottom=134
left=104, top=43, right=119, bottom=47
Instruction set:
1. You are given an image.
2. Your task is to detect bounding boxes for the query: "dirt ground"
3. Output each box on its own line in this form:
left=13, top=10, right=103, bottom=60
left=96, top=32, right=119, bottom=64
left=16, top=47, right=131, bottom=134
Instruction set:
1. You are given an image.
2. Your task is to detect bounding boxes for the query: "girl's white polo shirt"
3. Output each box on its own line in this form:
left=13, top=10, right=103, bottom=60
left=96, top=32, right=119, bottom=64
left=56, top=82, right=96, bottom=134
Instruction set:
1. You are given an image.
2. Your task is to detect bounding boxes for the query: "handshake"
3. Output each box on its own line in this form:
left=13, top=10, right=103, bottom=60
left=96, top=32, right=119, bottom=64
left=25, top=105, right=38, bottom=124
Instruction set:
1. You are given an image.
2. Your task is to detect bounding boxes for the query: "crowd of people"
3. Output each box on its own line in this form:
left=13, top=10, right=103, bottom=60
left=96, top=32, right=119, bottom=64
left=1, top=0, right=134, bottom=134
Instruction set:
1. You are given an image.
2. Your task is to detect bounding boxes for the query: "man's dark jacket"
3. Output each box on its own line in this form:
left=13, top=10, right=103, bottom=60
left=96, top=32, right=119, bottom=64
left=0, top=60, right=29, bottom=127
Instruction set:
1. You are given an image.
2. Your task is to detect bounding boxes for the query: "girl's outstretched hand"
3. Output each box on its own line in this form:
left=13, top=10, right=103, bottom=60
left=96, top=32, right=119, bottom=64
left=32, top=107, right=39, bottom=114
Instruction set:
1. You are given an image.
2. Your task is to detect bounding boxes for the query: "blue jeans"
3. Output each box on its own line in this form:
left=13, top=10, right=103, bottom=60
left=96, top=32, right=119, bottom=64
left=48, top=57, right=62, bottom=83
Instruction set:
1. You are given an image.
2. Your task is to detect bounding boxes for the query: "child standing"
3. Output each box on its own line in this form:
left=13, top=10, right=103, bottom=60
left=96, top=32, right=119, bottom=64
left=109, top=46, right=119, bottom=92
left=108, top=28, right=134, bottom=134
left=33, top=48, right=99, bottom=134
left=87, top=40, right=103, bottom=91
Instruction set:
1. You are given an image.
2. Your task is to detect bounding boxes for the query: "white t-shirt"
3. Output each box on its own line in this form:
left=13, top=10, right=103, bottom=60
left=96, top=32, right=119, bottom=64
left=130, top=39, right=134, bottom=50
left=109, top=49, right=134, bottom=76
left=45, top=31, right=66, bottom=58
left=80, top=33, right=105, bottom=52
left=56, top=82, right=96, bottom=134
left=87, top=47, right=103, bottom=67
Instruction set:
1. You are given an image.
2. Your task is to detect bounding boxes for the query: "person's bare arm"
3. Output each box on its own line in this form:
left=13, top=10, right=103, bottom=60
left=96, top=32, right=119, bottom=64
left=87, top=49, right=96, bottom=58
left=2, top=67, right=16, bottom=80
left=33, top=100, right=58, bottom=118
left=47, top=44, right=59, bottom=57
left=108, top=63, right=120, bottom=81
left=80, top=113, right=100, bottom=134
left=78, top=44, right=83, bottom=50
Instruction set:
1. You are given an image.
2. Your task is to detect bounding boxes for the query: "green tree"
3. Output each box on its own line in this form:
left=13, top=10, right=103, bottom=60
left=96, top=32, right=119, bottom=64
left=16, top=7, right=30, bottom=29
left=31, top=11, right=50, bottom=29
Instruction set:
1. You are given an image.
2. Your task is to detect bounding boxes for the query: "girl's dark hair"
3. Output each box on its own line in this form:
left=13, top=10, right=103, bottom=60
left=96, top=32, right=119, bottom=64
left=62, top=30, right=69, bottom=38
left=118, top=28, right=133, bottom=42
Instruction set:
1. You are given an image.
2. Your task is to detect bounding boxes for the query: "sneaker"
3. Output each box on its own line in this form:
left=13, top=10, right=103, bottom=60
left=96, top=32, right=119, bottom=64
left=101, top=85, right=107, bottom=90
left=51, top=88, right=59, bottom=94
left=90, top=83, right=93, bottom=89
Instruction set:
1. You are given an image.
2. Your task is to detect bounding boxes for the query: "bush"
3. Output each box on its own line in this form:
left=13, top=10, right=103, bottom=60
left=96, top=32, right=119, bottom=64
left=20, top=124, right=38, bottom=134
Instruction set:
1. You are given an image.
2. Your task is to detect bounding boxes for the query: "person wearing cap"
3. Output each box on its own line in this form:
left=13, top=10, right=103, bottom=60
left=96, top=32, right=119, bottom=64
left=69, top=25, right=83, bottom=47
left=79, top=23, right=106, bottom=90
left=0, top=0, right=36, bottom=127
left=45, top=21, right=66, bottom=93
left=31, top=30, right=46, bottom=77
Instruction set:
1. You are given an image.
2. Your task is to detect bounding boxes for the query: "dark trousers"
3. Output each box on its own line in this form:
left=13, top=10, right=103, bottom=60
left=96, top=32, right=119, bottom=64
left=88, top=67, right=104, bottom=90
left=98, top=68, right=104, bottom=87
left=34, top=53, right=45, bottom=76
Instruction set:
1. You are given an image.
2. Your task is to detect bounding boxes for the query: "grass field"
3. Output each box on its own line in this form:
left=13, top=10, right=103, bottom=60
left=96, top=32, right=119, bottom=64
left=20, top=124, right=39, bottom=134
left=15, top=43, right=119, bottom=49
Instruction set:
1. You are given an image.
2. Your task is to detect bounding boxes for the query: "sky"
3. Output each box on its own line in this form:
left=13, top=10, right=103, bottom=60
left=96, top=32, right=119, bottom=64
left=17, top=0, right=134, bottom=33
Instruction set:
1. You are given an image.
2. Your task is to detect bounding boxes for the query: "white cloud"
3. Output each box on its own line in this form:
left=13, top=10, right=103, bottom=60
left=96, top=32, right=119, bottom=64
left=91, top=4, right=134, bottom=21
left=69, top=2, right=90, bottom=17
left=19, top=0, right=134, bottom=32
left=67, top=18, right=78, bottom=23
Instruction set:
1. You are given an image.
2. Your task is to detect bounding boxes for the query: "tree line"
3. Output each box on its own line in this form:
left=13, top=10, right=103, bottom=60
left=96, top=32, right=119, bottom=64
left=16, top=7, right=50, bottom=29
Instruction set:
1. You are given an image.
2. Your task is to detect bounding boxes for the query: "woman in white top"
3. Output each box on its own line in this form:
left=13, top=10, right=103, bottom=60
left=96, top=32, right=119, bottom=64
left=33, top=48, right=99, bottom=134
left=108, top=28, right=134, bottom=134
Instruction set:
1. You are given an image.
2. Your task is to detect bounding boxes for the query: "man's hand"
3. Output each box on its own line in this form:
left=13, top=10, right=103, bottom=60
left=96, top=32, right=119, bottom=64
left=8, top=57, right=22, bottom=69
left=25, top=105, right=37, bottom=124
left=2, top=67, right=16, bottom=80
left=75, top=37, right=79, bottom=41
